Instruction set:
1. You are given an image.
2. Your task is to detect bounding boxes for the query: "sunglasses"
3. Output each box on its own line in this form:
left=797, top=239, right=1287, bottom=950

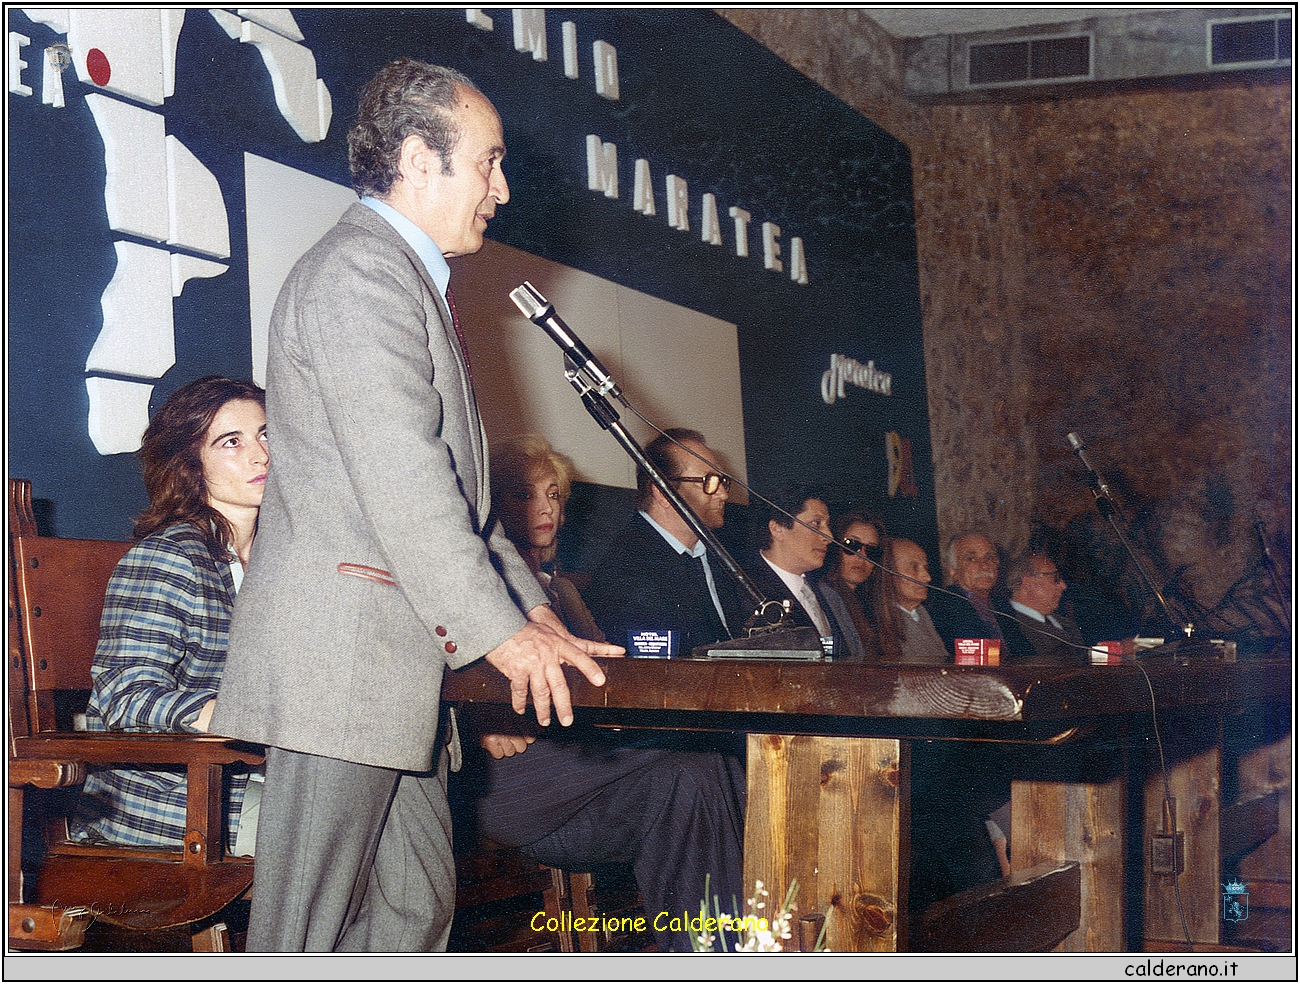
left=671, top=472, right=731, bottom=496
left=840, top=537, right=883, bottom=561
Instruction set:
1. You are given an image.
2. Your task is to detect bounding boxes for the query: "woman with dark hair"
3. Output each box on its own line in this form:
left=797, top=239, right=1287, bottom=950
left=491, top=434, right=603, bottom=642
left=72, top=376, right=268, bottom=853
left=817, top=510, right=885, bottom=661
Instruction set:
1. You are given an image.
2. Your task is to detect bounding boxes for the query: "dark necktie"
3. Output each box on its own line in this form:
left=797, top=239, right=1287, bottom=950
left=445, top=286, right=472, bottom=380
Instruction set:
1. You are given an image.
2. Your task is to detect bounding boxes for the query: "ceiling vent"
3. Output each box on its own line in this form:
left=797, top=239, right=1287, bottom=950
left=969, top=34, right=1092, bottom=87
left=1208, top=15, right=1292, bottom=69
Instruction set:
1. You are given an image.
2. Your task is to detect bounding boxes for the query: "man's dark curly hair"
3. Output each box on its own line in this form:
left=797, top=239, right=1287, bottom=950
left=347, top=58, right=480, bottom=198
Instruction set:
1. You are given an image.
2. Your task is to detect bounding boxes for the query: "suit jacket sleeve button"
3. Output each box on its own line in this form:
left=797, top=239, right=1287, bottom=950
left=444, top=641, right=457, bottom=654
left=435, top=625, right=447, bottom=636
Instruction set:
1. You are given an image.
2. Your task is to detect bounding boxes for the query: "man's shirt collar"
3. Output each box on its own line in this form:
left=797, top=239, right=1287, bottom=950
left=896, top=602, right=921, bottom=622
left=360, top=196, right=451, bottom=302
left=639, top=510, right=705, bottom=559
left=1010, top=599, right=1047, bottom=622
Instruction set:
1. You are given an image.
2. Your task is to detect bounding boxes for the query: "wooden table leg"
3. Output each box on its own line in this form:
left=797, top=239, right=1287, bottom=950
left=744, top=734, right=909, bottom=951
left=1143, top=713, right=1223, bottom=947
left=1011, top=728, right=1128, bottom=951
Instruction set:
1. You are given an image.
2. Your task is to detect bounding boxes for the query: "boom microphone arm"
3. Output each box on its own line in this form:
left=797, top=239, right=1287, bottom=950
left=509, top=282, right=785, bottom=630
left=1067, top=431, right=1193, bottom=638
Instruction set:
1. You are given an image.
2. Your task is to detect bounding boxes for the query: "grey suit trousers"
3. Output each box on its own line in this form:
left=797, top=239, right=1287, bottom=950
left=247, top=745, right=455, bottom=952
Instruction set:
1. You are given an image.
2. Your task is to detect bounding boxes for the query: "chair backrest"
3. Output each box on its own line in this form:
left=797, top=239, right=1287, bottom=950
left=8, top=479, right=130, bottom=733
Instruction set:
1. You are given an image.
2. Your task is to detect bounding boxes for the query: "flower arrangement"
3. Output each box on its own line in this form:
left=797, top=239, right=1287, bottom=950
left=691, top=876, right=827, bottom=952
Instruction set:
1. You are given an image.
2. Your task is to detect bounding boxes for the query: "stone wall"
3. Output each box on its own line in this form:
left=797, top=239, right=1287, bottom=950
left=720, top=9, right=1291, bottom=629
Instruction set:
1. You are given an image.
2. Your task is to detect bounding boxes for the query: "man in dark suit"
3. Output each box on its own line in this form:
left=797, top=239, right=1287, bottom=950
left=584, top=428, right=750, bottom=655
left=927, top=531, right=1005, bottom=658
left=213, top=59, right=617, bottom=951
left=746, top=484, right=853, bottom=658
left=999, top=552, right=1089, bottom=666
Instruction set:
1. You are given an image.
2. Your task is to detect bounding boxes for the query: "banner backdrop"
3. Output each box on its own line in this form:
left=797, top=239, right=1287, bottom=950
left=8, top=7, right=936, bottom=554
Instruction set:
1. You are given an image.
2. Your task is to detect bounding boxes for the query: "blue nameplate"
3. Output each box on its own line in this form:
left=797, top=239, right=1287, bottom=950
left=627, top=629, right=677, bottom=658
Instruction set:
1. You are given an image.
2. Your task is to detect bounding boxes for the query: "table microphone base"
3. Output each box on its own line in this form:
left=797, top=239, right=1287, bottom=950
left=692, top=624, right=827, bottom=661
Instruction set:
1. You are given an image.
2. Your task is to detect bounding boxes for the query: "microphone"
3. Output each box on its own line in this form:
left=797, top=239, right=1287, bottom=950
left=1066, top=431, right=1113, bottom=499
left=509, top=282, right=626, bottom=405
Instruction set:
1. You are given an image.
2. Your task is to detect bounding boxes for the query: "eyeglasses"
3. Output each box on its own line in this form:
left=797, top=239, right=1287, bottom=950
left=1028, top=571, right=1065, bottom=584
left=671, top=472, right=731, bottom=496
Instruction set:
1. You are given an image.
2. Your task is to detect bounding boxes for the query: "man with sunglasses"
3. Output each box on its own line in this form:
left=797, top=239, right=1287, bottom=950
left=999, top=552, right=1088, bottom=665
left=584, top=428, right=748, bottom=656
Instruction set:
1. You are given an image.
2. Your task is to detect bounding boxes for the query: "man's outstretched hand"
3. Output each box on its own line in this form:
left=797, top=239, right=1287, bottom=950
left=482, top=606, right=623, bottom=727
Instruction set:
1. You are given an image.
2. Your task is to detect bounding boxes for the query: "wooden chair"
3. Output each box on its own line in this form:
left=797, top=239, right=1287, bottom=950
left=8, top=479, right=263, bottom=951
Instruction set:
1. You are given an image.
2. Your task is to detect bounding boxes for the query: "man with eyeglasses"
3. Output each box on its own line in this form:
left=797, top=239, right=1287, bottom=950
left=1000, top=552, right=1088, bottom=665
left=466, top=426, right=747, bottom=952
left=748, top=484, right=853, bottom=658
left=584, top=427, right=748, bottom=656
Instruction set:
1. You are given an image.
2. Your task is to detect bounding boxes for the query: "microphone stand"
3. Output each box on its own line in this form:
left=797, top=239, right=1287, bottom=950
left=510, top=282, right=822, bottom=658
left=1254, top=516, right=1292, bottom=636
left=1067, top=432, right=1194, bottom=640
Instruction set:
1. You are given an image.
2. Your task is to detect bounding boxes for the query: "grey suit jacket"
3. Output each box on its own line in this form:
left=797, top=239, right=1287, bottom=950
left=212, top=203, right=546, bottom=772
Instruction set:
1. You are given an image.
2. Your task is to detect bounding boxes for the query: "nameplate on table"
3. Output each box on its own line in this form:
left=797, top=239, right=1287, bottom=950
left=955, top=638, right=1001, bottom=666
left=628, top=629, right=677, bottom=658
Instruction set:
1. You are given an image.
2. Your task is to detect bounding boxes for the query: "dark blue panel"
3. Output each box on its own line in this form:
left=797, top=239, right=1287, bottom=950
left=7, top=7, right=936, bottom=551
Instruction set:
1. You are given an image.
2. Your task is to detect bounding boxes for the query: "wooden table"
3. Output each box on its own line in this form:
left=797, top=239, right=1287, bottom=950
left=443, top=649, right=1290, bottom=951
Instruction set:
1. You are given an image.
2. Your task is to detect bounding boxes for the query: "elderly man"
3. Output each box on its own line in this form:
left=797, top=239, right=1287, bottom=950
left=927, top=532, right=1004, bottom=657
left=212, top=59, right=618, bottom=951
left=871, top=536, right=949, bottom=664
left=1000, top=552, right=1088, bottom=665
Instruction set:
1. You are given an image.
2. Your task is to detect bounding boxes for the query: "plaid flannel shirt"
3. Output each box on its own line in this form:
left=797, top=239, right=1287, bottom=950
left=70, top=522, right=249, bottom=849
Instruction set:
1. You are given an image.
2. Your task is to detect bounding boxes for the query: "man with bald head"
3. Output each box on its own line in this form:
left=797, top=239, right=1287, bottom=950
left=584, top=428, right=748, bottom=654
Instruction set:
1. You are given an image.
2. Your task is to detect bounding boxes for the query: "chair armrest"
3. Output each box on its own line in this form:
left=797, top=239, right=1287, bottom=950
left=8, top=759, right=85, bottom=789
left=11, top=733, right=264, bottom=769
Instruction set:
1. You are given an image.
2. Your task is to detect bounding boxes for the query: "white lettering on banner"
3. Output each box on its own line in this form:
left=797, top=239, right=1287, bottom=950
left=9, top=32, right=32, bottom=96
left=512, top=8, right=547, bottom=61
left=562, top=21, right=578, bottom=79
left=586, top=135, right=618, bottom=198
left=480, top=7, right=812, bottom=285
left=729, top=206, right=751, bottom=259
left=665, top=174, right=689, bottom=232
left=821, top=353, right=893, bottom=405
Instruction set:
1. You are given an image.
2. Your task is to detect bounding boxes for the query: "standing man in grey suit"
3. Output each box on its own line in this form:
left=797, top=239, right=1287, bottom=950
left=212, top=59, right=619, bottom=952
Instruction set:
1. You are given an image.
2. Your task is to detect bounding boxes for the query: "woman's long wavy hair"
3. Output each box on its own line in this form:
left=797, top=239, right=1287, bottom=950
left=133, top=377, right=265, bottom=561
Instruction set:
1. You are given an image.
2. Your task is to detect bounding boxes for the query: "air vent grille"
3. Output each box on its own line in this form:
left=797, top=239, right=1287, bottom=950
left=1209, top=16, right=1292, bottom=67
left=969, top=34, right=1092, bottom=87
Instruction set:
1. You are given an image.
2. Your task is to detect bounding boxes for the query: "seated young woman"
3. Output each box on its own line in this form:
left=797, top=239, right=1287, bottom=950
left=71, top=376, right=268, bottom=855
left=818, top=510, right=885, bottom=661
